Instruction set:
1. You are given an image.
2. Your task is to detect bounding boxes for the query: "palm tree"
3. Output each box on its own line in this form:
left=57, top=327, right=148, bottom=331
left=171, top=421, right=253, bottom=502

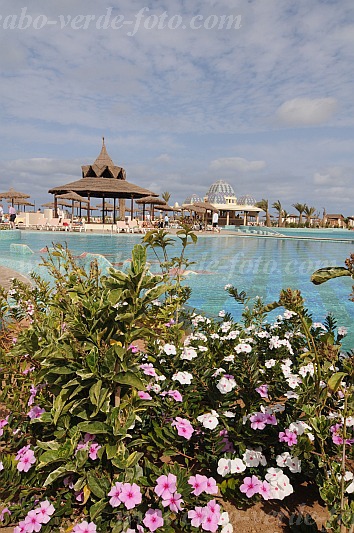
left=162, top=191, right=171, bottom=204
left=292, top=203, right=306, bottom=226
left=304, top=205, right=316, bottom=226
left=256, top=198, right=271, bottom=227
left=282, top=210, right=289, bottom=226
left=272, top=200, right=284, bottom=227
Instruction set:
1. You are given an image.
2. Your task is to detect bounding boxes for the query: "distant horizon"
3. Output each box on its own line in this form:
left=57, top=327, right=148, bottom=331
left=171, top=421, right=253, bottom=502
left=1, top=1, right=353, bottom=216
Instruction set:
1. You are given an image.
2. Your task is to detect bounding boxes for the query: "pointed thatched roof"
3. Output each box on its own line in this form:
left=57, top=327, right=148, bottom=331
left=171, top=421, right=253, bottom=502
left=81, top=137, right=126, bottom=180
left=49, top=178, right=156, bottom=199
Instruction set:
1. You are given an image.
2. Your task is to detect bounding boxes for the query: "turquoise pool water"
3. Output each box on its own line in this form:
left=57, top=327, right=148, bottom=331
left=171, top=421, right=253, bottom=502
left=0, top=230, right=353, bottom=349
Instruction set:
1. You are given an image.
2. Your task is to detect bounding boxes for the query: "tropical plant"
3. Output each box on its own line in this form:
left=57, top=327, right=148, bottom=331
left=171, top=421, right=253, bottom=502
left=272, top=200, right=284, bottom=227
left=304, top=205, right=316, bottom=226
left=292, top=203, right=307, bottom=225
left=162, top=192, right=171, bottom=204
left=255, top=199, right=271, bottom=227
left=0, top=243, right=353, bottom=533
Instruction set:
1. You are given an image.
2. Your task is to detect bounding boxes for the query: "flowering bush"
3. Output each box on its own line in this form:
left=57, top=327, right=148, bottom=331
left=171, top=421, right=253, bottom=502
left=0, top=236, right=353, bottom=532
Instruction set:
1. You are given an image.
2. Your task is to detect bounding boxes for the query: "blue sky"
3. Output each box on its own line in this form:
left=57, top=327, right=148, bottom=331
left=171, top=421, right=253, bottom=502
left=0, top=0, right=354, bottom=215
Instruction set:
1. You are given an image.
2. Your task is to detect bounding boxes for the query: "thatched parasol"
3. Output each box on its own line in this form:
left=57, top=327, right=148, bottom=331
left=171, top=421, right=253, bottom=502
left=96, top=202, right=114, bottom=211
left=42, top=200, right=72, bottom=209
left=49, top=178, right=158, bottom=223
left=56, top=191, right=90, bottom=222
left=182, top=204, right=205, bottom=214
left=7, top=199, right=35, bottom=211
left=0, top=188, right=30, bottom=206
left=136, top=196, right=167, bottom=220
left=193, top=201, right=218, bottom=212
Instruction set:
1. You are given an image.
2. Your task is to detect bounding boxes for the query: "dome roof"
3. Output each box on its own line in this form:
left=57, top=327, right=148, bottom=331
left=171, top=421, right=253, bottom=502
left=183, top=193, right=203, bottom=205
left=206, top=180, right=236, bottom=204
left=237, top=194, right=257, bottom=206
left=207, top=179, right=236, bottom=198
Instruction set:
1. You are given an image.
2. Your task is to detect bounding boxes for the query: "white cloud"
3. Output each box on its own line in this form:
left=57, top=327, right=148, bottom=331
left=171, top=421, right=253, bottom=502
left=155, top=153, right=171, bottom=163
left=276, top=97, right=338, bottom=126
left=210, top=157, right=266, bottom=172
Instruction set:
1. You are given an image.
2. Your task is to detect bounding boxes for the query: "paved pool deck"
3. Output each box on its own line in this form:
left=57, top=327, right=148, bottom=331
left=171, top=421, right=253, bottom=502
left=0, top=265, right=31, bottom=291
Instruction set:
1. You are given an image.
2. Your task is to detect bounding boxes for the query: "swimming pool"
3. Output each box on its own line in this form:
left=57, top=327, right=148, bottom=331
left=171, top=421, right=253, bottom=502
left=0, top=230, right=353, bottom=349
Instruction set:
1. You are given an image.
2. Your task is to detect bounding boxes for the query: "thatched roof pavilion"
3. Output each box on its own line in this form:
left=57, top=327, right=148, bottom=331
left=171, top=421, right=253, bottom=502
left=48, top=138, right=157, bottom=222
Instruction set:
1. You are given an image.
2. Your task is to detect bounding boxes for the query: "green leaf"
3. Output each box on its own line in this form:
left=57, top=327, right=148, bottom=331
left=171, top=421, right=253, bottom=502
left=43, top=464, right=75, bottom=487
left=77, top=421, right=111, bottom=434
left=90, top=499, right=107, bottom=521
left=114, top=371, right=145, bottom=389
left=311, top=266, right=351, bottom=285
left=38, top=449, right=61, bottom=467
left=87, top=471, right=109, bottom=499
left=328, top=372, right=347, bottom=392
left=89, top=380, right=102, bottom=406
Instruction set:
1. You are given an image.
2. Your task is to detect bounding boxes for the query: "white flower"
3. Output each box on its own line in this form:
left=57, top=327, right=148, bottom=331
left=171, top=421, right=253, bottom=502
left=221, top=525, right=233, bottom=533
left=288, top=421, right=311, bottom=436
left=286, top=456, right=301, bottom=473
left=230, top=458, right=246, bottom=473
left=344, top=472, right=354, bottom=493
left=224, top=411, right=235, bottom=418
left=256, top=331, right=270, bottom=339
left=284, top=391, right=299, bottom=399
left=283, top=310, right=297, bottom=319
left=163, top=343, right=177, bottom=355
left=217, top=376, right=237, bottom=394
left=225, top=330, right=239, bottom=340
left=223, top=354, right=235, bottom=362
left=299, top=363, right=314, bottom=377
left=210, top=333, right=220, bottom=339
left=345, top=416, right=354, bottom=427
left=197, top=411, right=219, bottom=429
left=265, top=359, right=276, bottom=368
left=235, top=343, right=252, bottom=354
left=337, top=326, right=347, bottom=336
left=218, top=310, right=226, bottom=317
left=181, top=347, right=198, bottom=360
left=198, top=345, right=208, bottom=352
left=243, top=448, right=267, bottom=467
left=217, top=458, right=232, bottom=476
left=224, top=284, right=232, bottom=290
left=220, top=322, right=232, bottom=333
left=286, top=374, right=302, bottom=389
left=276, top=452, right=291, bottom=468
left=172, top=371, right=193, bottom=385
left=218, top=512, right=231, bottom=527
left=313, top=322, right=326, bottom=330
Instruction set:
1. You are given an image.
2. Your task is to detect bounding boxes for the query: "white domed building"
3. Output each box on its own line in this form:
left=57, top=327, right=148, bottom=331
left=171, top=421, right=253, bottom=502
left=205, top=180, right=262, bottom=226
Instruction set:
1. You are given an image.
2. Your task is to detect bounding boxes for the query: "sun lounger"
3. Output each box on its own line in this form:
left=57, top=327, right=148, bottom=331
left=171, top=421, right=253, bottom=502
left=115, top=221, right=129, bottom=233
left=28, top=214, right=47, bottom=230
left=45, top=218, right=61, bottom=231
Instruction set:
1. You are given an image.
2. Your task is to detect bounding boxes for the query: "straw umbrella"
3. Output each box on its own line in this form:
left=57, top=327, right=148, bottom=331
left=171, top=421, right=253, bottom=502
left=136, top=196, right=167, bottom=221
left=7, top=199, right=35, bottom=212
left=0, top=188, right=30, bottom=207
left=56, top=191, right=89, bottom=222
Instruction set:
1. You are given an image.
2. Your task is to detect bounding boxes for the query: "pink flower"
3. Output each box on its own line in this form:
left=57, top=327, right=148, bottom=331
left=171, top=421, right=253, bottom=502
left=188, top=474, right=208, bottom=496
left=119, top=483, right=142, bottom=510
left=279, top=429, right=298, bottom=446
left=264, top=413, right=277, bottom=425
left=27, top=405, right=45, bottom=419
left=255, top=384, right=269, bottom=398
left=155, top=473, right=177, bottom=499
left=240, top=475, right=261, bottom=498
left=205, top=477, right=218, bottom=495
left=202, top=502, right=220, bottom=532
left=128, top=344, right=139, bottom=353
left=188, top=506, right=206, bottom=528
left=24, top=510, right=42, bottom=532
left=73, top=520, right=97, bottom=533
left=108, top=481, right=123, bottom=507
left=258, top=480, right=272, bottom=500
left=16, top=448, right=36, bottom=472
left=172, top=417, right=194, bottom=440
left=36, top=500, right=55, bottom=524
left=89, top=443, right=101, bottom=460
left=14, top=523, right=27, bottom=533
left=143, top=509, right=164, bottom=532
left=0, top=416, right=9, bottom=437
left=250, top=412, right=267, bottom=430
left=140, top=363, right=157, bottom=376
left=0, top=507, right=11, bottom=522
left=167, top=390, right=183, bottom=402
left=138, top=391, right=153, bottom=400
left=162, top=491, right=184, bottom=512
